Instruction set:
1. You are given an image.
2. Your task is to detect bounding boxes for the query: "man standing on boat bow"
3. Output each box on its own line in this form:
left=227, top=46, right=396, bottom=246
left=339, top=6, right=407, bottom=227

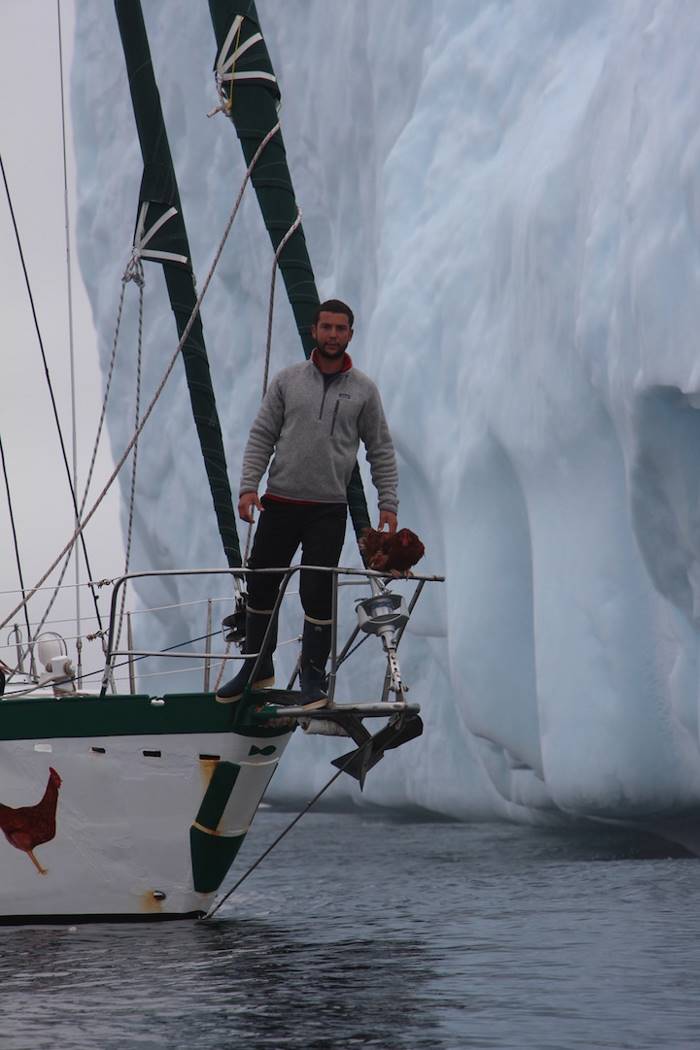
left=217, top=299, right=398, bottom=706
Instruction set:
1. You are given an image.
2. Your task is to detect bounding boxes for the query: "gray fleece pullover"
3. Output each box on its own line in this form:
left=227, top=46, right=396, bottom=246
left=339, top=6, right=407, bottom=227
left=240, top=357, right=399, bottom=512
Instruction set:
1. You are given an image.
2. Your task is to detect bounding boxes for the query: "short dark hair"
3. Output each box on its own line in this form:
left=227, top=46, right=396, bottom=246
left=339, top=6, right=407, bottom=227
left=312, top=299, right=354, bottom=328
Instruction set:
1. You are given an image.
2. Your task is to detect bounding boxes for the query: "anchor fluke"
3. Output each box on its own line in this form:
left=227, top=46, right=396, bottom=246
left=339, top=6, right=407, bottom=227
left=332, top=713, right=424, bottom=788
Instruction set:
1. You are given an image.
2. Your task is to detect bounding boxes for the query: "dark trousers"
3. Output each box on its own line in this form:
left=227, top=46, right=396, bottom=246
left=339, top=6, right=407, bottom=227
left=247, top=497, right=347, bottom=622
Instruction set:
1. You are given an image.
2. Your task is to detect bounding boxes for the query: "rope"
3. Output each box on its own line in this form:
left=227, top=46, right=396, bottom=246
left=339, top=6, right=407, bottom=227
left=262, top=208, right=302, bottom=398
left=4, top=262, right=137, bottom=655
left=25, top=262, right=140, bottom=655
left=26, top=271, right=134, bottom=651
left=30, top=252, right=144, bottom=646
left=0, top=121, right=282, bottom=634
left=203, top=755, right=355, bottom=920
left=79, top=276, right=130, bottom=521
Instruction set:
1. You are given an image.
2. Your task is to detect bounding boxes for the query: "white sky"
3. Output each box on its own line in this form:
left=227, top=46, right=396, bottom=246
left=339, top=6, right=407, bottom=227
left=0, top=1, right=124, bottom=669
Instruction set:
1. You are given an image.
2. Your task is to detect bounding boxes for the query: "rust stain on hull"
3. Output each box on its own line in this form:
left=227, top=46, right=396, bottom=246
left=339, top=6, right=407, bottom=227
left=140, top=891, right=164, bottom=914
left=198, top=757, right=220, bottom=790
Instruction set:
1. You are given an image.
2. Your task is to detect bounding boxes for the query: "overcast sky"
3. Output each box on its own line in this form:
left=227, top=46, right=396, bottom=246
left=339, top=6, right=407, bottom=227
left=0, top=1, right=124, bottom=669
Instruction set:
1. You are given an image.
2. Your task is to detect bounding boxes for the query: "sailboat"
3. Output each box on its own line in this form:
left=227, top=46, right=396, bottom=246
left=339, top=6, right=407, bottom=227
left=0, top=0, right=443, bottom=923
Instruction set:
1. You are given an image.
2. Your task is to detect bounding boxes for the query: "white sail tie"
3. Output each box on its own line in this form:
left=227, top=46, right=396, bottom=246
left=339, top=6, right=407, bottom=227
left=219, top=31, right=263, bottom=76
left=128, top=202, right=188, bottom=267
left=218, top=14, right=244, bottom=70
left=209, top=16, right=276, bottom=118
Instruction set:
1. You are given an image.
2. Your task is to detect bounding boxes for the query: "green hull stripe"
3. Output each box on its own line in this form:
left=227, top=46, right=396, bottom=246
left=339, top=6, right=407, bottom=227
left=190, top=827, right=246, bottom=893
left=195, top=761, right=240, bottom=830
left=0, top=693, right=291, bottom=741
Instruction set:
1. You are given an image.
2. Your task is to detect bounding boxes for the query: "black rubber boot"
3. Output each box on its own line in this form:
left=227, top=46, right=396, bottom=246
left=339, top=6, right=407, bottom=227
left=216, top=611, right=276, bottom=704
left=299, top=619, right=332, bottom=707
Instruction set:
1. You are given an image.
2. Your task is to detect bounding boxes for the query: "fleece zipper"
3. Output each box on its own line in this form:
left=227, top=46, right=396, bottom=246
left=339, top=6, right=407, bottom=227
left=318, top=385, right=329, bottom=420
left=318, top=371, right=342, bottom=421
left=240, top=358, right=399, bottom=512
left=330, top=399, right=340, bottom=435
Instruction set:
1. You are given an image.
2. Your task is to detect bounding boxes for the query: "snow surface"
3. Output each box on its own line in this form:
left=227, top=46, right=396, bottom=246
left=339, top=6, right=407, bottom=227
left=73, top=0, right=700, bottom=828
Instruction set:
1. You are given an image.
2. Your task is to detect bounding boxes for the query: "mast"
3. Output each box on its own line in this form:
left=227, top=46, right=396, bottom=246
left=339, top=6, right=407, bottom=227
left=114, top=0, right=242, bottom=568
left=57, top=0, right=83, bottom=676
left=207, top=0, right=371, bottom=540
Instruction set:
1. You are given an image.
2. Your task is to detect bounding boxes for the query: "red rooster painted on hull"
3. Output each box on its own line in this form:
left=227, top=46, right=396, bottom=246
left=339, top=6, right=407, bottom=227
left=0, top=768, right=62, bottom=875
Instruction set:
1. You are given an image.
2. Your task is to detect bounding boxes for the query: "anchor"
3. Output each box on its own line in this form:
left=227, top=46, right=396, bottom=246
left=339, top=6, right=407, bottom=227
left=251, top=576, right=423, bottom=787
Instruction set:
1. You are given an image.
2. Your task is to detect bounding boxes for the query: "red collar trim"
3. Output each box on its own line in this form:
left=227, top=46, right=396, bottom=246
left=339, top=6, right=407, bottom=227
left=311, top=348, right=353, bottom=373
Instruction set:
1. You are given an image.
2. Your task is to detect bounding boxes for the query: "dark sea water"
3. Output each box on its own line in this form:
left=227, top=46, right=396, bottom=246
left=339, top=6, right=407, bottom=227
left=2, top=809, right=699, bottom=1050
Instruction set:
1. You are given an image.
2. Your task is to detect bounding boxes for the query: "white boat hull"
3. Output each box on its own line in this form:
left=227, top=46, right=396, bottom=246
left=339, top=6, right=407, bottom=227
left=0, top=693, right=291, bottom=921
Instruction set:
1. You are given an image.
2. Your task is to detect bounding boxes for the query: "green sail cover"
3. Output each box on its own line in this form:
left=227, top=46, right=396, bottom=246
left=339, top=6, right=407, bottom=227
left=115, top=0, right=242, bottom=568
left=207, top=0, right=371, bottom=540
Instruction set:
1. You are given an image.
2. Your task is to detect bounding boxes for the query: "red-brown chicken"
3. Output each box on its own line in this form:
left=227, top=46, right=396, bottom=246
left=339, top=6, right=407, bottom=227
left=359, top=527, right=425, bottom=576
left=0, top=767, right=62, bottom=875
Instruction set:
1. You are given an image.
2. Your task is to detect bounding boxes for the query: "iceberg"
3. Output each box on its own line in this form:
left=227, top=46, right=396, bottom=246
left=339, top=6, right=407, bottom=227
left=73, top=0, right=700, bottom=832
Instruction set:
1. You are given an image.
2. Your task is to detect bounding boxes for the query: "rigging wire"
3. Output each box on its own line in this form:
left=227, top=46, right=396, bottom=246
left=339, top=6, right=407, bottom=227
left=242, top=207, right=304, bottom=567
left=56, top=0, right=82, bottom=649
left=0, top=432, right=33, bottom=646
left=0, top=579, right=110, bottom=598
left=0, top=152, right=103, bottom=632
left=23, top=270, right=132, bottom=647
left=114, top=262, right=144, bottom=653
left=0, top=120, right=282, bottom=634
left=203, top=753, right=356, bottom=921
left=0, top=266, right=128, bottom=648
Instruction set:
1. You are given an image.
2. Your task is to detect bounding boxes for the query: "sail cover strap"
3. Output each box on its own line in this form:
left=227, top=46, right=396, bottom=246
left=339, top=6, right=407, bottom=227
left=132, top=202, right=189, bottom=266
left=215, top=16, right=275, bottom=88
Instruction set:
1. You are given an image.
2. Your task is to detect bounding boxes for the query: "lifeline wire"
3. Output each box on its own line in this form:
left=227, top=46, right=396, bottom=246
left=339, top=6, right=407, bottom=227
left=0, top=121, right=282, bottom=633
left=2, top=628, right=220, bottom=699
